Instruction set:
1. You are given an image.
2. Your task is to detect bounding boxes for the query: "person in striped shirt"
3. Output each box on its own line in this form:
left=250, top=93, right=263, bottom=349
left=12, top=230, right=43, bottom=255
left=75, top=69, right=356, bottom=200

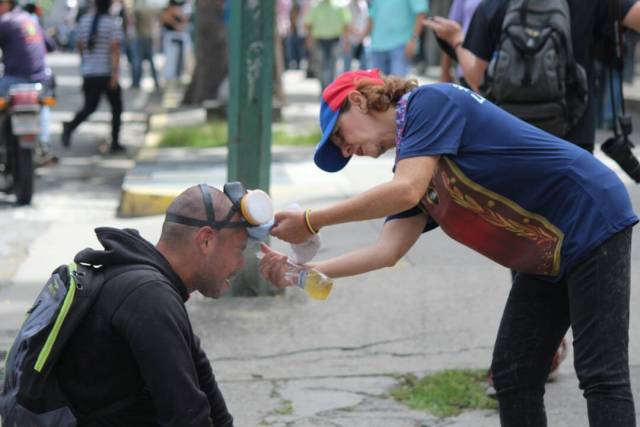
left=61, top=0, right=125, bottom=154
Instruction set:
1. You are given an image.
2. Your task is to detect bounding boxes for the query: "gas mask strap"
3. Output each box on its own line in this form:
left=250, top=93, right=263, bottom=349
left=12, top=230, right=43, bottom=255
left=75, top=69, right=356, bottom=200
left=198, top=183, right=216, bottom=224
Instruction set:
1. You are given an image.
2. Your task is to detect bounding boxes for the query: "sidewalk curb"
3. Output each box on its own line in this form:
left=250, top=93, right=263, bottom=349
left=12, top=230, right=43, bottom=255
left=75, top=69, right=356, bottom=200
left=117, top=187, right=178, bottom=218
left=117, top=118, right=180, bottom=217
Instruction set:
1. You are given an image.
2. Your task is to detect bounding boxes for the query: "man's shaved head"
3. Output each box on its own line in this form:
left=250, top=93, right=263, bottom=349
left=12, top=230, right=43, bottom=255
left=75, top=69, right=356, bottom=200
left=159, top=185, right=235, bottom=246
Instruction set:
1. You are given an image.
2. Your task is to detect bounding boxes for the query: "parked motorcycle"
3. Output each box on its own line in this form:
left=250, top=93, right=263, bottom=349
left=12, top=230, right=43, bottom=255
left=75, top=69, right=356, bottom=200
left=0, top=83, right=56, bottom=205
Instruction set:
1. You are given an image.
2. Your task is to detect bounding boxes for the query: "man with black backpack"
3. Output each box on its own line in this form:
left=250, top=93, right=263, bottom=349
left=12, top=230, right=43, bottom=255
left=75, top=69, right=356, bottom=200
left=424, top=2, right=640, bottom=426
left=425, top=0, right=640, bottom=153
left=0, top=183, right=273, bottom=427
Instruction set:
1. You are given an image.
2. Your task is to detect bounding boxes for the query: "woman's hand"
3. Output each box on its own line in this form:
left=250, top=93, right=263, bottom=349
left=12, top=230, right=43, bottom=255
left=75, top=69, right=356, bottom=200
left=109, top=73, right=119, bottom=90
left=271, top=210, right=313, bottom=244
left=258, top=244, right=291, bottom=289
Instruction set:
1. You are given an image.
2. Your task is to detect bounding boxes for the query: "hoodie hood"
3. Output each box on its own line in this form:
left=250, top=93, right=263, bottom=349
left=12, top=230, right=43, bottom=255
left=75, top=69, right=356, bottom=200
left=74, top=227, right=189, bottom=301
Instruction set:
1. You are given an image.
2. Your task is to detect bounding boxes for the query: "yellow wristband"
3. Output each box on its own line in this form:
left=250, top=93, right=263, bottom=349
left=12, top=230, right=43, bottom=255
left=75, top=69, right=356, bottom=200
left=304, top=209, right=319, bottom=235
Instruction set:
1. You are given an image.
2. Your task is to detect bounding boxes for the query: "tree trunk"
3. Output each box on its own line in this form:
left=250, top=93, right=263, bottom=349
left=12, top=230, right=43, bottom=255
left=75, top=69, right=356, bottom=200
left=182, top=0, right=227, bottom=105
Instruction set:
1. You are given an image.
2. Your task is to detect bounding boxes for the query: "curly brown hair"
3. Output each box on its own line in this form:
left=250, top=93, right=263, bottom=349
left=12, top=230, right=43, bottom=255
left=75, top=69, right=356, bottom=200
left=342, top=75, right=418, bottom=113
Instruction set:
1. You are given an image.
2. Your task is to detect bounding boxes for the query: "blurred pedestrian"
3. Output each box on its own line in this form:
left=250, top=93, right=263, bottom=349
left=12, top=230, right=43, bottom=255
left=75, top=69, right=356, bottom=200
left=160, top=0, right=191, bottom=86
left=61, top=0, right=125, bottom=154
left=112, top=0, right=139, bottom=89
left=296, top=0, right=315, bottom=78
left=304, top=0, right=351, bottom=91
left=0, top=0, right=56, bottom=159
left=343, top=0, right=369, bottom=72
left=277, top=0, right=292, bottom=68
left=366, top=0, right=428, bottom=77
left=134, top=0, right=160, bottom=90
left=285, top=1, right=304, bottom=69
left=0, top=0, right=50, bottom=93
left=424, top=0, right=640, bottom=153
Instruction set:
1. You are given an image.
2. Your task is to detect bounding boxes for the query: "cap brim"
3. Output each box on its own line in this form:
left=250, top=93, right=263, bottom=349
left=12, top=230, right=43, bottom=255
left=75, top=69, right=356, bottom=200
left=313, top=112, right=350, bottom=173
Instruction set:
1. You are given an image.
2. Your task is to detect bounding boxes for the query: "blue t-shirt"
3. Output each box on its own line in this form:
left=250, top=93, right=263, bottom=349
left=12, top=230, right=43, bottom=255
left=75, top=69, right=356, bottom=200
left=389, top=83, right=638, bottom=278
left=369, top=0, right=427, bottom=51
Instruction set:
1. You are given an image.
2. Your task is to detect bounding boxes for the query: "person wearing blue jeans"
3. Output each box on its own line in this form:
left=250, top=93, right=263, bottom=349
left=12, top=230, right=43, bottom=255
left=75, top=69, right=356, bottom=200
left=314, top=38, right=340, bottom=91
left=342, top=0, right=369, bottom=72
left=366, top=0, right=427, bottom=76
left=135, top=36, right=159, bottom=89
left=370, top=46, right=411, bottom=77
left=133, top=5, right=160, bottom=90
left=304, top=0, right=351, bottom=91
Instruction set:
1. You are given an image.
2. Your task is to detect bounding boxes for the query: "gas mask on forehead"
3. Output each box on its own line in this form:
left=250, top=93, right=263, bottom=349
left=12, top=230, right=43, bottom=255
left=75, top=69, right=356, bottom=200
left=165, top=183, right=274, bottom=243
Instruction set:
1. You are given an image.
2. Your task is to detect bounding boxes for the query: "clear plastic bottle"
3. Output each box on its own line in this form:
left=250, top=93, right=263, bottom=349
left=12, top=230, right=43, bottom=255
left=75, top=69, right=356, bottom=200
left=286, top=263, right=333, bottom=300
left=256, top=253, right=333, bottom=300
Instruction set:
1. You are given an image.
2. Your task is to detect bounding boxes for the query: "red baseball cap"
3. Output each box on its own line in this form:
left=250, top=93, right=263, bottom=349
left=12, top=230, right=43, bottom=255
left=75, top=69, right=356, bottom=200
left=314, top=69, right=385, bottom=172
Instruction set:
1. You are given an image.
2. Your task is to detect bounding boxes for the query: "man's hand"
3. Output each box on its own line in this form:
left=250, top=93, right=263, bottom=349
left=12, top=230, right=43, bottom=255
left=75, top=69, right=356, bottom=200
left=405, top=38, right=417, bottom=59
left=271, top=210, right=312, bottom=244
left=342, top=38, right=350, bottom=54
left=258, top=244, right=291, bottom=289
left=423, top=16, right=463, bottom=48
left=109, top=74, right=119, bottom=90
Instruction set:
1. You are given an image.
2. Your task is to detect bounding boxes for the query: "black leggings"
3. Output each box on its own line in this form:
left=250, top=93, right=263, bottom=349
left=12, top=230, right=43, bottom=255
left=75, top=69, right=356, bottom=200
left=492, top=227, right=635, bottom=427
left=68, top=76, right=122, bottom=145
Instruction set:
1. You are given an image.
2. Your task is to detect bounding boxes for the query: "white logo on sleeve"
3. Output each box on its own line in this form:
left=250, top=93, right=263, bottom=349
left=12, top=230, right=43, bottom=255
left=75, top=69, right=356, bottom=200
left=452, top=84, right=486, bottom=104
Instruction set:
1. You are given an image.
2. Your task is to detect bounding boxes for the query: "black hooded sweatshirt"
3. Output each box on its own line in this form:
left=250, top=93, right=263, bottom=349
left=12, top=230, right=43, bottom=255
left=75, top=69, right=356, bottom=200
left=55, top=227, right=233, bottom=427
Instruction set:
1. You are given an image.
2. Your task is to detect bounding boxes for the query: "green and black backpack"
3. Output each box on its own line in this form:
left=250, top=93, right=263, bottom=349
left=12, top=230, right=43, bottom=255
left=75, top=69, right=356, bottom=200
left=0, top=262, right=146, bottom=427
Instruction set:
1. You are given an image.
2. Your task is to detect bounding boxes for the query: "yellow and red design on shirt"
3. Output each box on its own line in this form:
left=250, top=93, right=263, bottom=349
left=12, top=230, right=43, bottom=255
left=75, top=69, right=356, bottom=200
left=420, top=158, right=564, bottom=276
left=22, top=20, right=43, bottom=44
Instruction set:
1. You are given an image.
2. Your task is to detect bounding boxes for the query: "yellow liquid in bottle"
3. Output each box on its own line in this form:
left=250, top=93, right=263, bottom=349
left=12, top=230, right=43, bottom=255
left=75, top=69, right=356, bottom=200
left=302, top=269, right=333, bottom=300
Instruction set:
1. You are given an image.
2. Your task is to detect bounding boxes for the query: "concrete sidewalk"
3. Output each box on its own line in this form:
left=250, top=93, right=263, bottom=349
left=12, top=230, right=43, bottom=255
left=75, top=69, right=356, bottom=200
left=110, top=70, right=640, bottom=426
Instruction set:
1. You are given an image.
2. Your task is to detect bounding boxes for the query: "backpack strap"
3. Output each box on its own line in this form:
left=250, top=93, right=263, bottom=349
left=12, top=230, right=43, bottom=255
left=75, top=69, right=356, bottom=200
left=519, top=0, right=529, bottom=25
left=608, top=0, right=632, bottom=140
left=32, top=263, right=81, bottom=374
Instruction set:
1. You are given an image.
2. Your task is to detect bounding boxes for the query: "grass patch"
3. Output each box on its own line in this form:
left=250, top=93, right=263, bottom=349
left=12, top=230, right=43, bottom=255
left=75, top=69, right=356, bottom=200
left=159, top=121, right=229, bottom=148
left=272, top=400, right=293, bottom=416
left=272, top=128, right=321, bottom=146
left=158, top=121, right=322, bottom=148
left=391, top=369, right=497, bottom=418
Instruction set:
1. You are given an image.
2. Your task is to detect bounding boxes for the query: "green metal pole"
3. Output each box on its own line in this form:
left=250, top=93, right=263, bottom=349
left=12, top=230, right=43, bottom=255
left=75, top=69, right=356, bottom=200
left=228, top=0, right=275, bottom=296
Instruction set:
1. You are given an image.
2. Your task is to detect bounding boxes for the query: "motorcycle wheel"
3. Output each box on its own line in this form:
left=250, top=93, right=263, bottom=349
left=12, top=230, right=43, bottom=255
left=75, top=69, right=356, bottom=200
left=14, top=146, right=34, bottom=205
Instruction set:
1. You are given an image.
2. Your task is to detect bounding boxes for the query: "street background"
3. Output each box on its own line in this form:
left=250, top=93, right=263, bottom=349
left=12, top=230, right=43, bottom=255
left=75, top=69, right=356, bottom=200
left=0, top=46, right=639, bottom=427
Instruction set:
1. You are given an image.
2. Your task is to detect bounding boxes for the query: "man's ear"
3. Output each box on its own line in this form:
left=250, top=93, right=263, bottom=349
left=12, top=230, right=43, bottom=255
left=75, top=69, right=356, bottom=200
left=347, top=91, right=368, bottom=112
left=194, top=227, right=217, bottom=253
